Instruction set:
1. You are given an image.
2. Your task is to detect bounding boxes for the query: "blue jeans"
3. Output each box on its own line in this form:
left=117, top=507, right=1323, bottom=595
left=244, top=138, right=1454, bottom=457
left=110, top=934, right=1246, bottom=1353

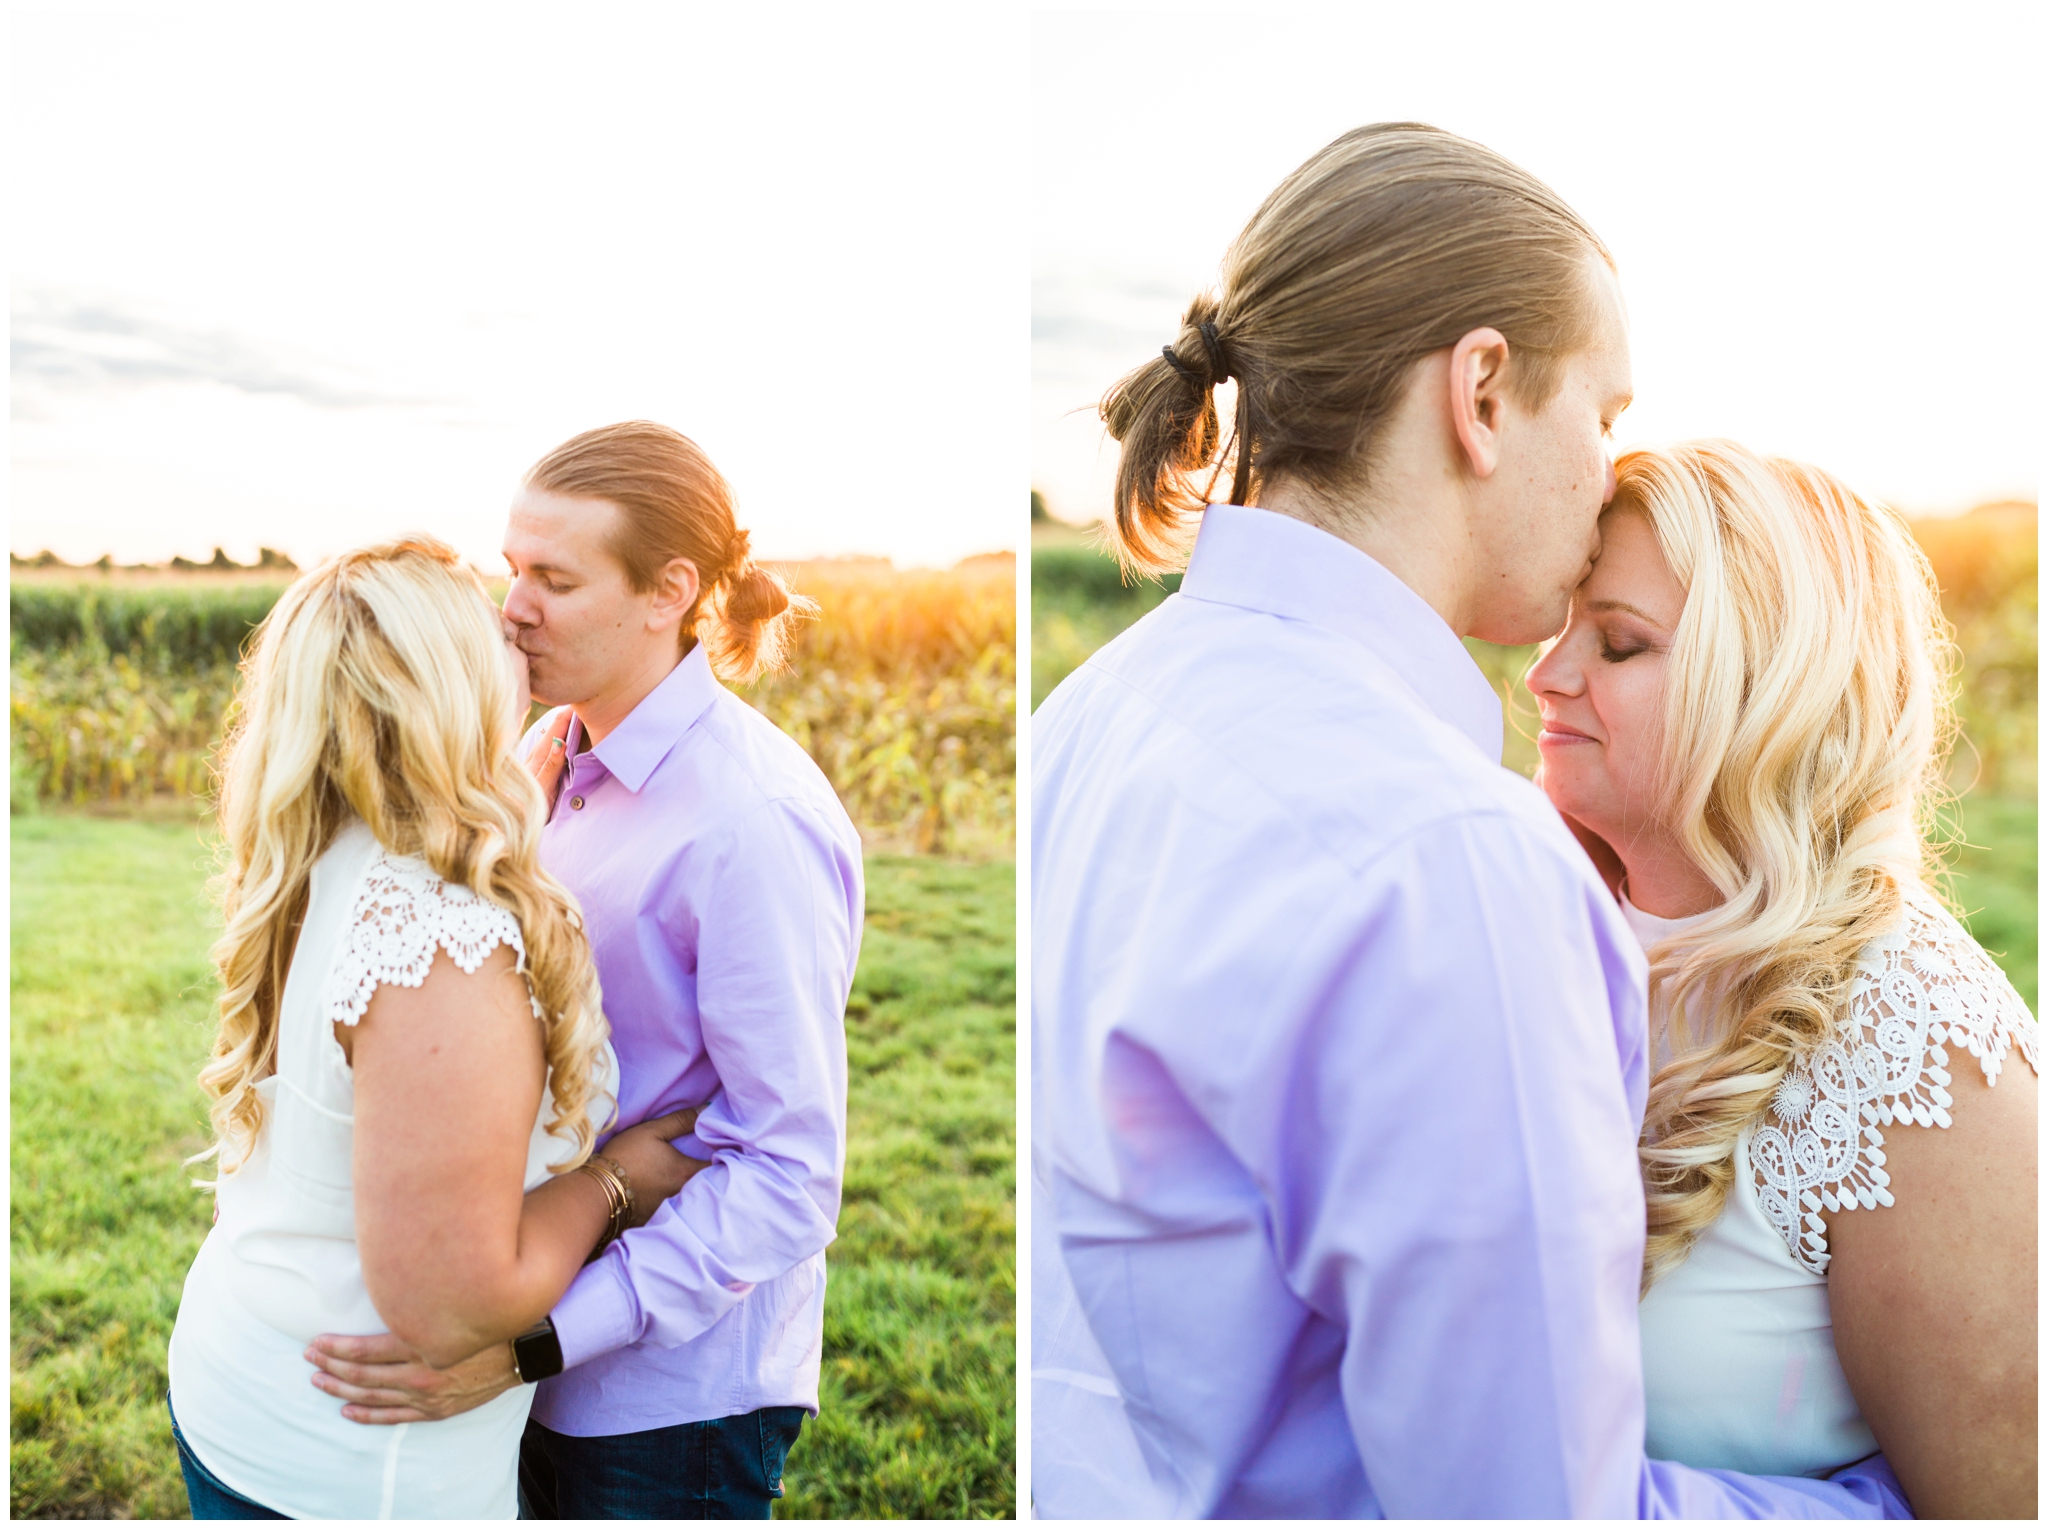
left=518, top=1408, right=806, bottom=1519
left=168, top=1396, right=288, bottom=1520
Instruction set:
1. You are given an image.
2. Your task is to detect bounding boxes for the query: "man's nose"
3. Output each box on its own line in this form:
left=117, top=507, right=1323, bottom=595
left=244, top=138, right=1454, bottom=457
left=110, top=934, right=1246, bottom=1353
left=503, top=576, right=540, bottom=626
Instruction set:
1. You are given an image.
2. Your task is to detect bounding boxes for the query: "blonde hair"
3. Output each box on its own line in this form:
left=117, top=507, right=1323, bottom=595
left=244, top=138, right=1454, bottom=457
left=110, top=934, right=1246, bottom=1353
left=1101, top=121, right=1613, bottom=574
left=196, top=538, right=613, bottom=1176
left=525, top=421, right=815, bottom=683
left=1619, top=442, right=1959, bottom=1289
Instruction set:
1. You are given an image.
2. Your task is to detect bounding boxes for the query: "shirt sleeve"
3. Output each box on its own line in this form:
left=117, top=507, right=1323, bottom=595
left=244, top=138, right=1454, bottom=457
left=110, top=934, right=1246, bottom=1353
left=1259, top=811, right=1908, bottom=1519
left=547, top=796, right=860, bottom=1366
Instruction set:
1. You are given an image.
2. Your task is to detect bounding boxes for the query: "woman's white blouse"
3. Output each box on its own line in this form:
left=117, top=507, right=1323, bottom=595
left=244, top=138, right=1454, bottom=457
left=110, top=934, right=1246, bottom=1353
left=167, top=819, right=617, bottom=1519
left=1629, top=881, right=2037, bottom=1479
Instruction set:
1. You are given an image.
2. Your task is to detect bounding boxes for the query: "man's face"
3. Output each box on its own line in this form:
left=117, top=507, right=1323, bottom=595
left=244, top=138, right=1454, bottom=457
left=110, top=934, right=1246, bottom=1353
left=501, top=486, right=650, bottom=708
left=1465, top=255, right=1634, bottom=647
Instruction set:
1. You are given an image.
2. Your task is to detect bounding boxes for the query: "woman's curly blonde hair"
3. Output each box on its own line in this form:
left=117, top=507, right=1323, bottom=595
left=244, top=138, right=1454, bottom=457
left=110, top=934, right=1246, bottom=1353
left=1617, top=443, right=1960, bottom=1290
left=194, top=537, right=613, bottom=1177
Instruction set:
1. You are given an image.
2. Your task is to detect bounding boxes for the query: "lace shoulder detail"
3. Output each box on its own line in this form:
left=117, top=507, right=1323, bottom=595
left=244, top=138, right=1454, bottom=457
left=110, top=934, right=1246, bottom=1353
left=1752, top=884, right=2038, bottom=1274
left=326, top=849, right=527, bottom=1028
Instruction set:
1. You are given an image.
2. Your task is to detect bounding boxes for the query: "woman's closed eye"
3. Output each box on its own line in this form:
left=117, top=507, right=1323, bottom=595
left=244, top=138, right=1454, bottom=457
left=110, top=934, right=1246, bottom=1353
left=1591, top=614, right=1663, bottom=664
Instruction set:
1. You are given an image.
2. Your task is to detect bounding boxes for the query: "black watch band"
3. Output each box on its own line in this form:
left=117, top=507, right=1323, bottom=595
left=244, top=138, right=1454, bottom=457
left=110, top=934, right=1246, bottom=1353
left=511, top=1317, right=564, bottom=1383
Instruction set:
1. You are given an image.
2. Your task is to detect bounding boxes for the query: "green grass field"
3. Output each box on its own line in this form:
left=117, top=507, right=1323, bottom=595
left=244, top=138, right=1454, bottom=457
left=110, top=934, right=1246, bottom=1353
left=1939, top=792, right=2038, bottom=1013
left=9, top=815, right=1015, bottom=1519
left=1029, top=529, right=1176, bottom=711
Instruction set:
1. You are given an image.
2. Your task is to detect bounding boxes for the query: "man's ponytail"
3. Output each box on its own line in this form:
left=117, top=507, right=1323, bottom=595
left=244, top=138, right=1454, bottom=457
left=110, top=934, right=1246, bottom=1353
left=702, top=530, right=816, bottom=684
left=1102, top=293, right=1237, bottom=576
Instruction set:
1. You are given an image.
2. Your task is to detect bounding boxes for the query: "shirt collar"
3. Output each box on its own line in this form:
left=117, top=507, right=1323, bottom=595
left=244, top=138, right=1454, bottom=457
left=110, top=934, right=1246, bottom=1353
left=1179, top=503, right=1504, bottom=761
left=567, top=641, right=721, bottom=794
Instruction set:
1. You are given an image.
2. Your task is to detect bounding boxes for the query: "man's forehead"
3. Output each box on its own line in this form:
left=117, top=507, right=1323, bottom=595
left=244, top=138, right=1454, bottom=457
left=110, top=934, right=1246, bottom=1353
left=1591, top=301, right=1634, bottom=404
left=504, top=491, right=620, bottom=565
left=501, top=521, right=570, bottom=565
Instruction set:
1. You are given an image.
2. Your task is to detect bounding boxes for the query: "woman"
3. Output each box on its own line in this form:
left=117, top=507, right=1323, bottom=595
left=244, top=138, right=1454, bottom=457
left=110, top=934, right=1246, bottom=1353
left=1526, top=441, right=2037, bottom=1517
left=166, top=538, right=705, bottom=1518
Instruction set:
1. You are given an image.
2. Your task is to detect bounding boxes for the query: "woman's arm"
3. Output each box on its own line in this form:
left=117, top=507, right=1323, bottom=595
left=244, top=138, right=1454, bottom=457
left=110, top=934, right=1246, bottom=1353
left=347, top=945, right=609, bottom=1367
left=1824, top=1050, right=2037, bottom=1518
left=345, top=945, right=699, bottom=1370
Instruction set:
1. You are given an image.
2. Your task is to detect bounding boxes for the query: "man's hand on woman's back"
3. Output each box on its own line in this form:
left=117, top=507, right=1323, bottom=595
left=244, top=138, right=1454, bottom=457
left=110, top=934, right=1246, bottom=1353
left=306, top=1331, right=522, bottom=1426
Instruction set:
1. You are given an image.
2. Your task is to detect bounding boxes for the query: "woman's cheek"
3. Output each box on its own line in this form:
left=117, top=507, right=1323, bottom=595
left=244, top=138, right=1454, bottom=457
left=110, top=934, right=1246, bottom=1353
left=1615, top=670, right=1669, bottom=817
left=1542, top=750, right=1599, bottom=822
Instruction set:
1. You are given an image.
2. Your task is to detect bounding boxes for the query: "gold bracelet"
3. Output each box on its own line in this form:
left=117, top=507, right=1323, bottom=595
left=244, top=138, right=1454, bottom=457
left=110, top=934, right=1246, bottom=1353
left=576, top=1157, right=629, bottom=1262
left=597, top=1159, right=627, bottom=1232
left=596, top=1154, right=635, bottom=1230
left=579, top=1155, right=634, bottom=1247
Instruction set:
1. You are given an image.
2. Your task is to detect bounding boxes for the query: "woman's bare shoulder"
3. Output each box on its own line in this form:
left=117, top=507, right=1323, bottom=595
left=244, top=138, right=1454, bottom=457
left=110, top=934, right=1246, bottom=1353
left=329, top=848, right=534, bottom=1062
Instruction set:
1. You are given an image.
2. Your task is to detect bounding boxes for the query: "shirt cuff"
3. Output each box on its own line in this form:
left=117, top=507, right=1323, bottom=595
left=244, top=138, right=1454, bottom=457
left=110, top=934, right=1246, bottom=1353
left=549, top=1248, right=642, bottom=1372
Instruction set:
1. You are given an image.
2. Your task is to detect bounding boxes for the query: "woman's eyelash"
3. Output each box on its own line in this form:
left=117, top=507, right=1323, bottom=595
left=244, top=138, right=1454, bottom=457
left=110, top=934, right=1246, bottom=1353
left=1599, top=642, right=1644, bottom=663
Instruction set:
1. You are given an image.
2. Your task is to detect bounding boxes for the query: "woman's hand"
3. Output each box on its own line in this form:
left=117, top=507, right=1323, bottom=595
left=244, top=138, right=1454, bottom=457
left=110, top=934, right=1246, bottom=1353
left=524, top=705, right=573, bottom=809
left=601, top=1109, right=709, bottom=1228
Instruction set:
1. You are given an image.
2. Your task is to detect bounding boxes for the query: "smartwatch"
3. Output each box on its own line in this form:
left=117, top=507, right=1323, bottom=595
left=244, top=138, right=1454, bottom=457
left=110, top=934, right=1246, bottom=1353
left=511, top=1317, right=564, bottom=1383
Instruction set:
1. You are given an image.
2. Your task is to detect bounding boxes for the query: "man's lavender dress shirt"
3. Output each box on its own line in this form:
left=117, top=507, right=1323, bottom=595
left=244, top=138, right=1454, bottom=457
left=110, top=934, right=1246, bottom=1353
left=523, top=643, right=863, bottom=1435
left=1030, top=505, right=1908, bottom=1517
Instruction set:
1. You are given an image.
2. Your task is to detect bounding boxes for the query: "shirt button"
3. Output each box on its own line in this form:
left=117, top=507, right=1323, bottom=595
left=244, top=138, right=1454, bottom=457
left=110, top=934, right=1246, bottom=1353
left=570, top=795, right=585, bottom=810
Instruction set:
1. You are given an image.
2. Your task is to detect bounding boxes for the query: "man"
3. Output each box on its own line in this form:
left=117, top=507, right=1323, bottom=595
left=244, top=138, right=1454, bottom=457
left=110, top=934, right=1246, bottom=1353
left=1032, top=125, right=1909, bottom=1517
left=309, top=422, right=864, bottom=1518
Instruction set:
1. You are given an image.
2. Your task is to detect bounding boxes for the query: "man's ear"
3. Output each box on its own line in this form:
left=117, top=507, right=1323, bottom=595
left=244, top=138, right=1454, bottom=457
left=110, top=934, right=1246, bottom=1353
left=1447, top=327, right=1512, bottom=479
left=647, top=557, right=702, bottom=636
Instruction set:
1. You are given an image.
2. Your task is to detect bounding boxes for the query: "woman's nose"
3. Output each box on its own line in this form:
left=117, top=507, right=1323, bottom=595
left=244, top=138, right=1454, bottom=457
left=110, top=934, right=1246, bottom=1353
left=1525, top=638, right=1582, bottom=699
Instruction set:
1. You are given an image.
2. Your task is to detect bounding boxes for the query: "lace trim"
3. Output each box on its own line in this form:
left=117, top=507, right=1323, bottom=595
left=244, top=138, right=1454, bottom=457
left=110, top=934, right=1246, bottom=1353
left=326, top=850, right=529, bottom=1028
left=1752, top=884, right=2038, bottom=1275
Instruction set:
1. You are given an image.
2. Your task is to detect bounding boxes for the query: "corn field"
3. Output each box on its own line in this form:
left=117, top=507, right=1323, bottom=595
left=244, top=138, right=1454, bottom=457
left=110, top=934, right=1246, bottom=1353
left=756, top=559, right=1015, bottom=856
left=10, top=558, right=1016, bottom=857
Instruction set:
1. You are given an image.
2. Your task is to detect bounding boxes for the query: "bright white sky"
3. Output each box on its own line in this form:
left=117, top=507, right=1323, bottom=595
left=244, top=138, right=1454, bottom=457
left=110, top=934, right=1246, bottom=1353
left=11, top=5, right=1027, bottom=570
left=1034, top=3, right=2042, bottom=525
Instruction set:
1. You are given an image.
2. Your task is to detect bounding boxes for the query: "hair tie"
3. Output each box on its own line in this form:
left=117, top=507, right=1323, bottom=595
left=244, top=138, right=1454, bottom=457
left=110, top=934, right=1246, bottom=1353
left=1160, top=345, right=1204, bottom=386
left=1198, top=321, right=1232, bottom=384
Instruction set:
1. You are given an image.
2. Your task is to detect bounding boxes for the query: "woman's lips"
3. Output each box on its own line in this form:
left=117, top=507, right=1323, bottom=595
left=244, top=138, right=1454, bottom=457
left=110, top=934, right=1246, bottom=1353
left=1538, top=722, right=1597, bottom=745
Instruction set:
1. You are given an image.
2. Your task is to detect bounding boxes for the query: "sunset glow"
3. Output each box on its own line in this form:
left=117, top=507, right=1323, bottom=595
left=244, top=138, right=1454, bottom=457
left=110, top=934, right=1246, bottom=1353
left=13, top=6, right=1025, bottom=572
